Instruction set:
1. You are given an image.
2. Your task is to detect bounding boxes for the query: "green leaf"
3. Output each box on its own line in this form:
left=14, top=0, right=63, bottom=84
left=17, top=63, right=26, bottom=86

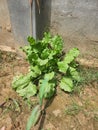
left=44, top=83, right=55, bottom=98
left=21, top=45, right=31, bottom=54
left=39, top=72, right=55, bottom=105
left=42, top=32, right=51, bottom=45
left=64, top=48, right=79, bottom=64
left=50, top=35, right=63, bottom=53
left=12, top=73, right=31, bottom=90
left=16, top=82, right=37, bottom=98
left=30, top=65, right=41, bottom=77
left=69, top=67, right=80, bottom=81
left=60, top=77, right=73, bottom=92
left=26, top=105, right=40, bottom=130
left=41, top=48, right=54, bottom=60
left=27, top=36, right=35, bottom=45
left=39, top=79, right=55, bottom=105
left=44, top=72, right=55, bottom=80
left=58, top=48, right=79, bottom=73
left=39, top=79, right=48, bottom=105
left=38, top=58, right=48, bottom=66
left=57, top=61, right=69, bottom=73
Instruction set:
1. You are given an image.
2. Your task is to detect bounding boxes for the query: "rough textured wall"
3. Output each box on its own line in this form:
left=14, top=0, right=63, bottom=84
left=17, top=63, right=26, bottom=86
left=7, top=0, right=31, bottom=44
left=0, top=0, right=15, bottom=48
left=50, top=0, right=98, bottom=57
left=0, top=0, right=10, bottom=29
left=2, top=0, right=98, bottom=57
left=7, top=0, right=51, bottom=44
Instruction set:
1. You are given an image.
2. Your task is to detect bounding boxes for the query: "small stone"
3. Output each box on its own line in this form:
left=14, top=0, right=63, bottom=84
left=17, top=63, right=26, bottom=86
left=6, top=24, right=11, bottom=32
left=0, top=45, right=16, bottom=53
left=52, top=109, right=61, bottom=117
left=0, top=126, right=6, bottom=130
left=46, top=122, right=56, bottom=130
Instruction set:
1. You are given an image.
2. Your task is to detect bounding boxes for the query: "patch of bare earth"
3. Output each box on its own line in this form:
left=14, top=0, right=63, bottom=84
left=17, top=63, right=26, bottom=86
left=0, top=50, right=98, bottom=130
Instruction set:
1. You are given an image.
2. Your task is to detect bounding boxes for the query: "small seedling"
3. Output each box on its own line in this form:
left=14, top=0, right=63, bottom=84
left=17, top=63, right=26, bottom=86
left=94, top=115, right=98, bottom=121
left=65, top=102, right=82, bottom=116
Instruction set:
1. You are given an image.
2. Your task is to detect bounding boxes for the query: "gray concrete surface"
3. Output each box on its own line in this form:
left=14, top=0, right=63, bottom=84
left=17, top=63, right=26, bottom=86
left=7, top=0, right=51, bottom=44
left=50, top=0, right=98, bottom=57
left=51, top=0, right=98, bottom=41
left=7, top=0, right=31, bottom=44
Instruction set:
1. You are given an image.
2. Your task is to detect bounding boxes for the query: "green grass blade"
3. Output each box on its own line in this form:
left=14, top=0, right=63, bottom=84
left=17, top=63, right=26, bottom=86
left=26, top=105, right=40, bottom=130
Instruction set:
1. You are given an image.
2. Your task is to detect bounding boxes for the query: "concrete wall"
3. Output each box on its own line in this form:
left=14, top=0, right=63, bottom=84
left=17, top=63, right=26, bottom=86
left=0, top=0, right=98, bottom=57
left=7, top=0, right=51, bottom=44
left=50, top=0, right=98, bottom=57
left=7, top=0, right=31, bottom=44
left=51, top=0, right=98, bottom=41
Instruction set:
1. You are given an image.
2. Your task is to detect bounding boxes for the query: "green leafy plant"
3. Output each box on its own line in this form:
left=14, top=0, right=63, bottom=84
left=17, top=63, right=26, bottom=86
left=12, top=32, right=80, bottom=129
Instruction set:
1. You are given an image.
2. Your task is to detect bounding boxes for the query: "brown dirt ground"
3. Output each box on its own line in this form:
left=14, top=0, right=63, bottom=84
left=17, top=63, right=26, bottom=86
left=0, top=49, right=98, bottom=130
left=0, top=28, right=98, bottom=130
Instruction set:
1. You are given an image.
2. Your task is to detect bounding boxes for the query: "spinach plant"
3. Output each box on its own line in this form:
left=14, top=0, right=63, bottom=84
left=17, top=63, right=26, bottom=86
left=12, top=32, right=80, bottom=129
